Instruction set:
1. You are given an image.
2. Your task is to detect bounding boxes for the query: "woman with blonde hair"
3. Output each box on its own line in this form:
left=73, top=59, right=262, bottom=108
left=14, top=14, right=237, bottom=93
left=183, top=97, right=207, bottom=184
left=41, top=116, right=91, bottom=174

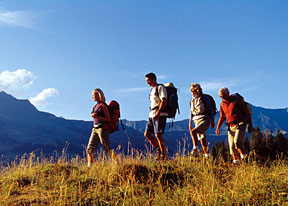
left=86, top=88, right=114, bottom=167
left=189, top=83, right=215, bottom=158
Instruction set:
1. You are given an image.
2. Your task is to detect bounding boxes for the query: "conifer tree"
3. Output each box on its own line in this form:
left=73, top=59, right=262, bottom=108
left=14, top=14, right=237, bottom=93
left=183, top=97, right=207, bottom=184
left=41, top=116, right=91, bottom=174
left=211, top=141, right=229, bottom=161
left=265, top=129, right=276, bottom=160
left=274, top=129, right=287, bottom=157
left=243, top=135, right=250, bottom=154
left=250, top=126, right=266, bottom=159
left=250, top=126, right=261, bottom=152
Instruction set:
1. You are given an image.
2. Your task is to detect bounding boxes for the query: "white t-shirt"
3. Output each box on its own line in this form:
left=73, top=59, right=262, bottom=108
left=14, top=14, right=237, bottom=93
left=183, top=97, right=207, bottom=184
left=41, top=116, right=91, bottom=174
left=149, top=84, right=168, bottom=118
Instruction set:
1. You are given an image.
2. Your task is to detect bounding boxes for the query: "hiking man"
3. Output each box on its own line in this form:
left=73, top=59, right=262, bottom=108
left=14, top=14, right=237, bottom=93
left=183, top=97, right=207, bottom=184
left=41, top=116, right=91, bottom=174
left=144, top=72, right=168, bottom=160
left=189, top=83, right=215, bottom=158
left=216, top=87, right=253, bottom=164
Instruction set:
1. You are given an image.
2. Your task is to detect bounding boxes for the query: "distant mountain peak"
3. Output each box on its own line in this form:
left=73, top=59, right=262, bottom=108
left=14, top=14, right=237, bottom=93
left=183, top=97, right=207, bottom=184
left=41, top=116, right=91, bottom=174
left=0, top=91, right=40, bottom=121
left=0, top=91, right=17, bottom=100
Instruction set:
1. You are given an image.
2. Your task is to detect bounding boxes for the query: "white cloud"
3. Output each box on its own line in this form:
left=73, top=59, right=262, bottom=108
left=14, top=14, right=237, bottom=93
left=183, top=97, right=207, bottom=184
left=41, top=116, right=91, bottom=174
left=29, top=88, right=59, bottom=107
left=0, top=69, right=36, bottom=92
left=117, top=87, right=149, bottom=93
left=199, top=80, right=236, bottom=92
left=183, top=78, right=249, bottom=93
left=0, top=9, right=39, bottom=28
left=198, top=72, right=266, bottom=93
left=121, top=71, right=145, bottom=79
left=158, top=74, right=169, bottom=80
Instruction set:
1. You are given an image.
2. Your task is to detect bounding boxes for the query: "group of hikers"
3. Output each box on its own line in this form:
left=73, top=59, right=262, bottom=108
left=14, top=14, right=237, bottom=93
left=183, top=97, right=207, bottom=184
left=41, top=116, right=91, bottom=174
left=86, top=72, right=253, bottom=167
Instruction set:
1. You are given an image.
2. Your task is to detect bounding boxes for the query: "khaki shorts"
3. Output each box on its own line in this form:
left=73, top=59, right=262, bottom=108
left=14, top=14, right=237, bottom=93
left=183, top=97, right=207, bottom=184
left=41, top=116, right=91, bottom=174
left=86, top=127, right=111, bottom=155
left=193, top=117, right=210, bottom=140
left=228, top=123, right=246, bottom=155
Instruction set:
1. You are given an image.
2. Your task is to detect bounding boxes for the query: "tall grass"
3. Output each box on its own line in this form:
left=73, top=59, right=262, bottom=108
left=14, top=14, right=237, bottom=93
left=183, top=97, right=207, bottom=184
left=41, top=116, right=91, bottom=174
left=0, top=148, right=287, bottom=205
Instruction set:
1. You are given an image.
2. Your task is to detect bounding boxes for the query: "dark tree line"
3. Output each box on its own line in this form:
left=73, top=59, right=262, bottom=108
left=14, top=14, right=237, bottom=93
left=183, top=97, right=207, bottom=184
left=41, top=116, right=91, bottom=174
left=211, top=126, right=288, bottom=163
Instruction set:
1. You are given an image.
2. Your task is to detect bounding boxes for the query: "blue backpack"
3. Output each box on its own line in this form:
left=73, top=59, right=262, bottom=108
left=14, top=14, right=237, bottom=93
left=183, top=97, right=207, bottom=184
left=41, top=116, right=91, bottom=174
left=201, top=94, right=217, bottom=117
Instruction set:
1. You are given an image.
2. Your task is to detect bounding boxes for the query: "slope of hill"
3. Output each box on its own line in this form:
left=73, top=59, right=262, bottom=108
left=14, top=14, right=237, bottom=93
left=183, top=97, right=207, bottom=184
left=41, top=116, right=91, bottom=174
left=1, top=155, right=287, bottom=205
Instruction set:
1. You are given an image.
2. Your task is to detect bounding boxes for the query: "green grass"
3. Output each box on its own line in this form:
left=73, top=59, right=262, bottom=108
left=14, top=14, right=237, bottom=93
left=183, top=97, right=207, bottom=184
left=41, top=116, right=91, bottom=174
left=0, top=151, right=287, bottom=205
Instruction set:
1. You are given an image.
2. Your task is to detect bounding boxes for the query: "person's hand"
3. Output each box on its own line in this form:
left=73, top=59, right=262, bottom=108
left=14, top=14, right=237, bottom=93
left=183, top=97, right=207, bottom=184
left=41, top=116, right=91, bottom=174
left=153, top=113, right=160, bottom=121
left=91, top=113, right=97, bottom=118
left=216, top=128, right=220, bottom=135
left=248, top=124, right=254, bottom=133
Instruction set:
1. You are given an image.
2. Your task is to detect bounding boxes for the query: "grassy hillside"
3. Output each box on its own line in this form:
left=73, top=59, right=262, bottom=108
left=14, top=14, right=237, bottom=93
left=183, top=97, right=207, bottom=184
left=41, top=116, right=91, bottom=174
left=0, top=151, right=287, bottom=205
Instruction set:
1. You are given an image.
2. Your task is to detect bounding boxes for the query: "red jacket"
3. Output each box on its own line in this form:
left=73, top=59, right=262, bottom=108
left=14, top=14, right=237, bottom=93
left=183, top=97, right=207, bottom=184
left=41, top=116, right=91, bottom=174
left=220, top=95, right=246, bottom=126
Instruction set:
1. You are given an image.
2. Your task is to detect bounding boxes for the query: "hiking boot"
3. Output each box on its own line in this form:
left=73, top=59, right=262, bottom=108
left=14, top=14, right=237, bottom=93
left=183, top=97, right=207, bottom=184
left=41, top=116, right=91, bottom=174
left=155, top=147, right=161, bottom=161
left=189, top=148, right=200, bottom=157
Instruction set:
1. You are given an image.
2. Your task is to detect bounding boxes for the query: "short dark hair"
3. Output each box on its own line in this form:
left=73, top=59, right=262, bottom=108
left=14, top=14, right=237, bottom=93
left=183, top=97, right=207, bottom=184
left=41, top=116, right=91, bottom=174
left=145, top=72, right=156, bottom=80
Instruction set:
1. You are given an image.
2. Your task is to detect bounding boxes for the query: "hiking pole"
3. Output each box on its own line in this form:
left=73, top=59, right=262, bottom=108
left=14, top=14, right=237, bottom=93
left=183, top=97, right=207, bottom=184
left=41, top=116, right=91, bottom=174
left=120, top=120, right=132, bottom=156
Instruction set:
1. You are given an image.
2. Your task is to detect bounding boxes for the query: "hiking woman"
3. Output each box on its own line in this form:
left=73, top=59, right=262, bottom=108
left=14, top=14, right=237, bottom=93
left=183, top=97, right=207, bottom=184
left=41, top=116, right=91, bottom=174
left=86, top=88, right=113, bottom=167
left=189, top=83, right=215, bottom=158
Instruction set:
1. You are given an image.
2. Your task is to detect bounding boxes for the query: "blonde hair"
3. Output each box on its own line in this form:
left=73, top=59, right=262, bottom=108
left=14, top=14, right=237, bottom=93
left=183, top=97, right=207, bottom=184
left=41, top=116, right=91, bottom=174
left=93, top=88, right=106, bottom=103
left=190, top=83, right=202, bottom=94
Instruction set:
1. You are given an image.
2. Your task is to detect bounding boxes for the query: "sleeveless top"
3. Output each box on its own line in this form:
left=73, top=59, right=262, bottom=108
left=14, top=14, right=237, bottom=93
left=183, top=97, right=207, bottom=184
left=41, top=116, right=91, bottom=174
left=92, top=102, right=109, bottom=129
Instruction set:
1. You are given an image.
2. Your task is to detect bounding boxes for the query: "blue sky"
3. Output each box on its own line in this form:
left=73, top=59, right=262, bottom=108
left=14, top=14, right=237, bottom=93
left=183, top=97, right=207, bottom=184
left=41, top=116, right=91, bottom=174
left=0, top=1, right=287, bottom=121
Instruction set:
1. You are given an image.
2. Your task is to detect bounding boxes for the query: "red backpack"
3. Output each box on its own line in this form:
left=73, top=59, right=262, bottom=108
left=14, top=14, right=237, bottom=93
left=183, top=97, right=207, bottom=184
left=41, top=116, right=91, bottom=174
left=107, top=100, right=120, bottom=133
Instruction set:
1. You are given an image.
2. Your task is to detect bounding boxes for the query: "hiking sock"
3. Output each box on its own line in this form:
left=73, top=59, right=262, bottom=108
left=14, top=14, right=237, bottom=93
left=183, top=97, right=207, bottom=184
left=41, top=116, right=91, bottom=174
left=160, top=151, right=167, bottom=161
left=240, top=154, right=247, bottom=159
left=156, top=147, right=161, bottom=160
left=204, top=153, right=210, bottom=158
left=233, top=159, right=240, bottom=164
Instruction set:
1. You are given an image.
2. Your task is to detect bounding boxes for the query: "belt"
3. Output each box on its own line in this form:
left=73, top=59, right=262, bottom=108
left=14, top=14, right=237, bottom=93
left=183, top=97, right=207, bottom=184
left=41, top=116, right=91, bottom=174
left=150, top=106, right=159, bottom=111
left=93, top=124, right=103, bottom=129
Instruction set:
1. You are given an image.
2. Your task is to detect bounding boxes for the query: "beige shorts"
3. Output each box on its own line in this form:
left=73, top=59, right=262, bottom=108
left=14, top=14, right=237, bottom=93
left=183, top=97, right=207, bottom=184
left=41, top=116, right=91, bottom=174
left=193, top=117, right=210, bottom=140
left=86, top=127, right=111, bottom=155
left=228, top=123, right=247, bottom=155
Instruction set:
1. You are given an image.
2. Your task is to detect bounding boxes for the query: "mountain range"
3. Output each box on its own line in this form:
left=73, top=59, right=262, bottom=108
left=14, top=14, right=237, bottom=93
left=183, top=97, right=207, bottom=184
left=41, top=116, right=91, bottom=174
left=0, top=91, right=287, bottom=162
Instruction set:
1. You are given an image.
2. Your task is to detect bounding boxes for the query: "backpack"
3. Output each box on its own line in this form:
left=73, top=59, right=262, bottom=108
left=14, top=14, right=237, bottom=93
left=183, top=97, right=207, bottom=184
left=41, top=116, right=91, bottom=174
left=231, top=93, right=252, bottom=116
left=107, top=100, right=120, bottom=133
left=220, top=93, right=252, bottom=121
left=201, top=94, right=217, bottom=116
left=155, top=83, right=180, bottom=118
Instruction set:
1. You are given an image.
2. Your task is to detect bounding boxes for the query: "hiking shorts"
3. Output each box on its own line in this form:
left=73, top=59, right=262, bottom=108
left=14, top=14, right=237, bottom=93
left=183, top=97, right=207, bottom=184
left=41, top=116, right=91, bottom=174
left=193, top=116, right=210, bottom=140
left=86, top=127, right=111, bottom=155
left=228, top=122, right=246, bottom=155
left=145, top=116, right=167, bottom=134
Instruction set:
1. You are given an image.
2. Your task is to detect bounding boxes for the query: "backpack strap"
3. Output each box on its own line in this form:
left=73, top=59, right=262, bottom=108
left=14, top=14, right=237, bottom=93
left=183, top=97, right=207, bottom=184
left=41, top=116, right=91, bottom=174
left=97, top=102, right=109, bottom=120
left=155, top=84, right=163, bottom=98
left=232, top=94, right=246, bottom=116
left=233, top=95, right=252, bottom=122
left=98, top=102, right=106, bottom=111
left=155, top=84, right=159, bottom=97
left=92, top=102, right=103, bottom=114
left=149, top=84, right=162, bottom=104
left=220, top=101, right=223, bottom=110
left=149, top=84, right=160, bottom=99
